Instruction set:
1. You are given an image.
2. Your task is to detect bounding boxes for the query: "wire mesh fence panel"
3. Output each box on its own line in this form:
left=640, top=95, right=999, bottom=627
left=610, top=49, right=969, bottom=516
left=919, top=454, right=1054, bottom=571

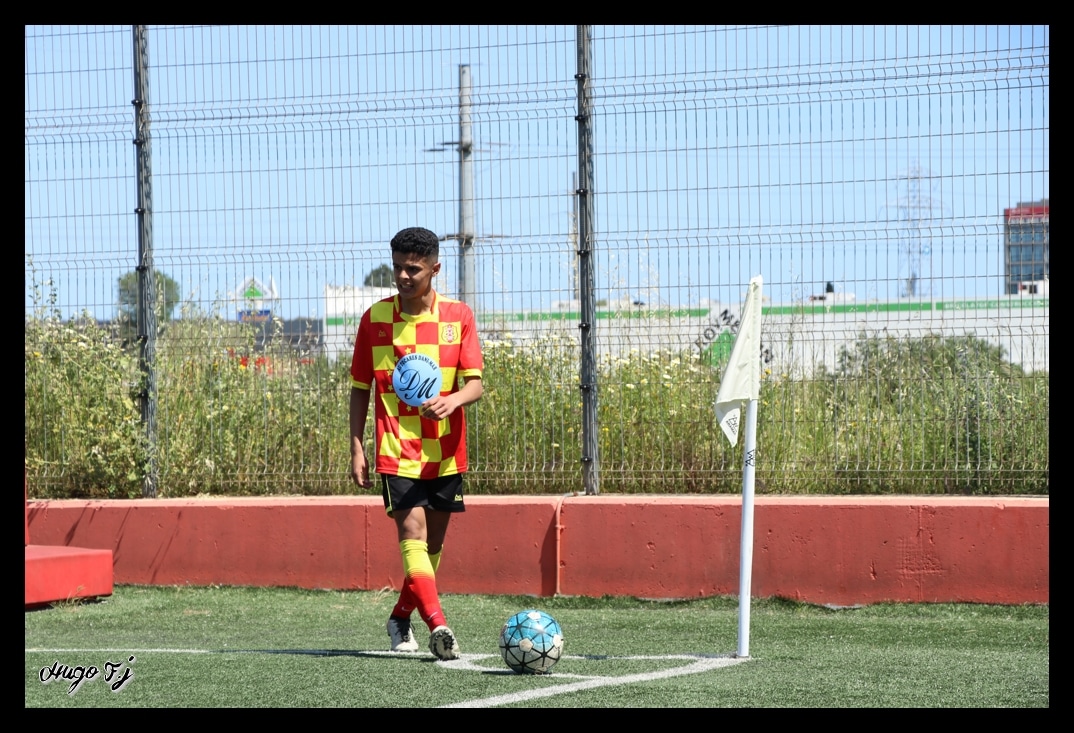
left=25, top=25, right=1048, bottom=497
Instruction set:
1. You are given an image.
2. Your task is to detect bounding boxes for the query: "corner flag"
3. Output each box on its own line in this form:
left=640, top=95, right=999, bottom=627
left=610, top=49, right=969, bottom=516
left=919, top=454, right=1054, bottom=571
left=713, top=275, right=764, bottom=659
left=714, top=276, right=763, bottom=446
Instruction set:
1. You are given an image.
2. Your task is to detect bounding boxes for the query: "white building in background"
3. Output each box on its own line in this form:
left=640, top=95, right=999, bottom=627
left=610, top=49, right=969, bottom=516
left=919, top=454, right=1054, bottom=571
left=322, top=286, right=1048, bottom=375
left=323, top=284, right=395, bottom=359
left=477, top=296, right=1049, bottom=376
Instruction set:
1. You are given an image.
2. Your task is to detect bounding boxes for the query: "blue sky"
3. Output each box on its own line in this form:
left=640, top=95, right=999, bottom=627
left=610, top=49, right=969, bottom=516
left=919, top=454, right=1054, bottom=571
left=26, top=25, right=1049, bottom=321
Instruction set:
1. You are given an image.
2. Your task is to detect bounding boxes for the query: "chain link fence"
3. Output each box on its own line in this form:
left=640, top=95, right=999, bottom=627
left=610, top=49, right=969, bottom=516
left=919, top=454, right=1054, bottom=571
left=25, top=25, right=1049, bottom=497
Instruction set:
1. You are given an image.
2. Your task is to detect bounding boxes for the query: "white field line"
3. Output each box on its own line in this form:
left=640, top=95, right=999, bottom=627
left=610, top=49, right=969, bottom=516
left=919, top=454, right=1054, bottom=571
left=26, top=648, right=425, bottom=656
left=26, top=648, right=750, bottom=708
left=440, top=653, right=749, bottom=708
left=27, top=648, right=216, bottom=654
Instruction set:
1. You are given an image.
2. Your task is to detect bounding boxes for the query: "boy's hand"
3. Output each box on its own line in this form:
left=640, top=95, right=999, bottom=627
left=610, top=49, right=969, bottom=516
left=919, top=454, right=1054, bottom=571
left=350, top=451, right=373, bottom=488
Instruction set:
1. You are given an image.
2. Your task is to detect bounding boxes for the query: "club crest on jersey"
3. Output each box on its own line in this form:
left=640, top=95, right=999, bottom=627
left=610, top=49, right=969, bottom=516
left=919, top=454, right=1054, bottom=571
left=441, top=324, right=458, bottom=344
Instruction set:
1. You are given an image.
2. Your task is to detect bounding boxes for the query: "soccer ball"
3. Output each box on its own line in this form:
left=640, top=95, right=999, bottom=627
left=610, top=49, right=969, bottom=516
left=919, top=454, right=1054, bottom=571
left=499, top=609, right=564, bottom=675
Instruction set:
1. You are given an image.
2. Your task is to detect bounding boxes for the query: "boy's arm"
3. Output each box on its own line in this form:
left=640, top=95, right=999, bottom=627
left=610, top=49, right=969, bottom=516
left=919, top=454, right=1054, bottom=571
left=349, top=386, right=373, bottom=487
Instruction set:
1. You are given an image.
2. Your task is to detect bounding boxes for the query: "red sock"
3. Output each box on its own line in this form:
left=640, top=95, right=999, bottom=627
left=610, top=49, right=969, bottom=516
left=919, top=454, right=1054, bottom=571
left=397, top=540, right=446, bottom=631
left=393, top=546, right=441, bottom=619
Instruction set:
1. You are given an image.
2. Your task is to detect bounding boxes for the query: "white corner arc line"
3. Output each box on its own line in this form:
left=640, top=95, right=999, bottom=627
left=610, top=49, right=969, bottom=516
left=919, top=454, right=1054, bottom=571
left=441, top=654, right=748, bottom=709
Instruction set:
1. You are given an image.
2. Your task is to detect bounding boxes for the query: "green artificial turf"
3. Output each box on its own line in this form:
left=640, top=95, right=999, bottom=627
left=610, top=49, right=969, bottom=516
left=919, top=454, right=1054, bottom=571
left=25, top=586, right=1048, bottom=707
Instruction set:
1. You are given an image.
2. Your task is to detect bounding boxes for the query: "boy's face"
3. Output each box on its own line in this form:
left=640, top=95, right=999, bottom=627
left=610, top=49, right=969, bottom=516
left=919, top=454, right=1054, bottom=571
left=392, top=251, right=440, bottom=301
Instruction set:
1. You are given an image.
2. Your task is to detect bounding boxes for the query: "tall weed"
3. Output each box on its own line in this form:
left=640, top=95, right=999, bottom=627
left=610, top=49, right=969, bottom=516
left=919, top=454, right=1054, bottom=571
left=25, top=289, right=1048, bottom=497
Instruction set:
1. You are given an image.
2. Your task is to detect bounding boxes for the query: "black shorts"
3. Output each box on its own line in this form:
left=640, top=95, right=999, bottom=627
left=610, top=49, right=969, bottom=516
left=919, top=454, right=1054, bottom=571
left=381, top=474, right=466, bottom=516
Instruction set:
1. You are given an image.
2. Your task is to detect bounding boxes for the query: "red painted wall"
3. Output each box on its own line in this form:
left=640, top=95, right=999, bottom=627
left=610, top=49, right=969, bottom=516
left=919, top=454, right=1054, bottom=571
left=25, top=495, right=1048, bottom=605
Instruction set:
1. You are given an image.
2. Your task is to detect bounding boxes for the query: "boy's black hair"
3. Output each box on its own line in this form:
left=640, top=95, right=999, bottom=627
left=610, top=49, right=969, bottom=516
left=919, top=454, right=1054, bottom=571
left=390, top=227, right=440, bottom=259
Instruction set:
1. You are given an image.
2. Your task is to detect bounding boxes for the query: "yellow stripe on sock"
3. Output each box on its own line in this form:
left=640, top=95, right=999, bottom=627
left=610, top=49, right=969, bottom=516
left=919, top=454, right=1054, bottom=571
left=400, top=539, right=435, bottom=580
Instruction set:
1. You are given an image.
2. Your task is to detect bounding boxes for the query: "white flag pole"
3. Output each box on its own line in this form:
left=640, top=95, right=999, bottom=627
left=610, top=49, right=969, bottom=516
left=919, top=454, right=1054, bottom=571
left=713, top=275, right=763, bottom=659
left=737, top=396, right=759, bottom=658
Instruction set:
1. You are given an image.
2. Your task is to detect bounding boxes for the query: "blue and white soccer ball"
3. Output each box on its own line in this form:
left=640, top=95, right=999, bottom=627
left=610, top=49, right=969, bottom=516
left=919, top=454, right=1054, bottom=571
left=499, top=609, right=564, bottom=675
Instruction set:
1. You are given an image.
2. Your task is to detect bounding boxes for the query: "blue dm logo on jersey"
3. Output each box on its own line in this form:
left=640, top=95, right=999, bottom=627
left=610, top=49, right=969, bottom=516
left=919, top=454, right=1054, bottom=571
left=392, top=353, right=443, bottom=407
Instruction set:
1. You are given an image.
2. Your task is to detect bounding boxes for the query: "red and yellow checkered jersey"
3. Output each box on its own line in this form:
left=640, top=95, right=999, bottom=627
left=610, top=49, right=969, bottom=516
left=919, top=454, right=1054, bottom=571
left=350, top=292, right=484, bottom=479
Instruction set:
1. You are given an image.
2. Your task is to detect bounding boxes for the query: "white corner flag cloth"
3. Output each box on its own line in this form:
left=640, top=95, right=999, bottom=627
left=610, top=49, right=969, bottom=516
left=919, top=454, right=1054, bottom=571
left=714, top=276, right=763, bottom=446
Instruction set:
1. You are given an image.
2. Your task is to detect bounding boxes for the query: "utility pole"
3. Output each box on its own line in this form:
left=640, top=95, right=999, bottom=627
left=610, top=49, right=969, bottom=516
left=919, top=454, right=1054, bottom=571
left=132, top=25, right=158, bottom=498
left=576, top=26, right=599, bottom=495
left=458, top=64, right=476, bottom=307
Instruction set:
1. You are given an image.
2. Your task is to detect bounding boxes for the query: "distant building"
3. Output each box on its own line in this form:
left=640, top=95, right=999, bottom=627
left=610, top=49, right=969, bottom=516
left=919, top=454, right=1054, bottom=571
left=323, top=284, right=395, bottom=360
left=1004, top=199, right=1049, bottom=295
left=808, top=281, right=856, bottom=304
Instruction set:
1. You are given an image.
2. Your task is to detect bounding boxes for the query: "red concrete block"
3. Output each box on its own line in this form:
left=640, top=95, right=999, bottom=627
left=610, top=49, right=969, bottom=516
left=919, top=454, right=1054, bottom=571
left=26, top=497, right=379, bottom=590
left=559, top=496, right=1049, bottom=605
left=25, top=495, right=1048, bottom=605
left=749, top=497, right=1051, bottom=605
left=25, top=545, right=114, bottom=607
left=559, top=496, right=743, bottom=598
left=437, top=496, right=561, bottom=597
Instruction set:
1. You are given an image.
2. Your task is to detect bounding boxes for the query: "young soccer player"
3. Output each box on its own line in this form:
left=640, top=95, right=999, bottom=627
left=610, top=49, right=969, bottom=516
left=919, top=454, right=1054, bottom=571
left=349, top=227, right=484, bottom=659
